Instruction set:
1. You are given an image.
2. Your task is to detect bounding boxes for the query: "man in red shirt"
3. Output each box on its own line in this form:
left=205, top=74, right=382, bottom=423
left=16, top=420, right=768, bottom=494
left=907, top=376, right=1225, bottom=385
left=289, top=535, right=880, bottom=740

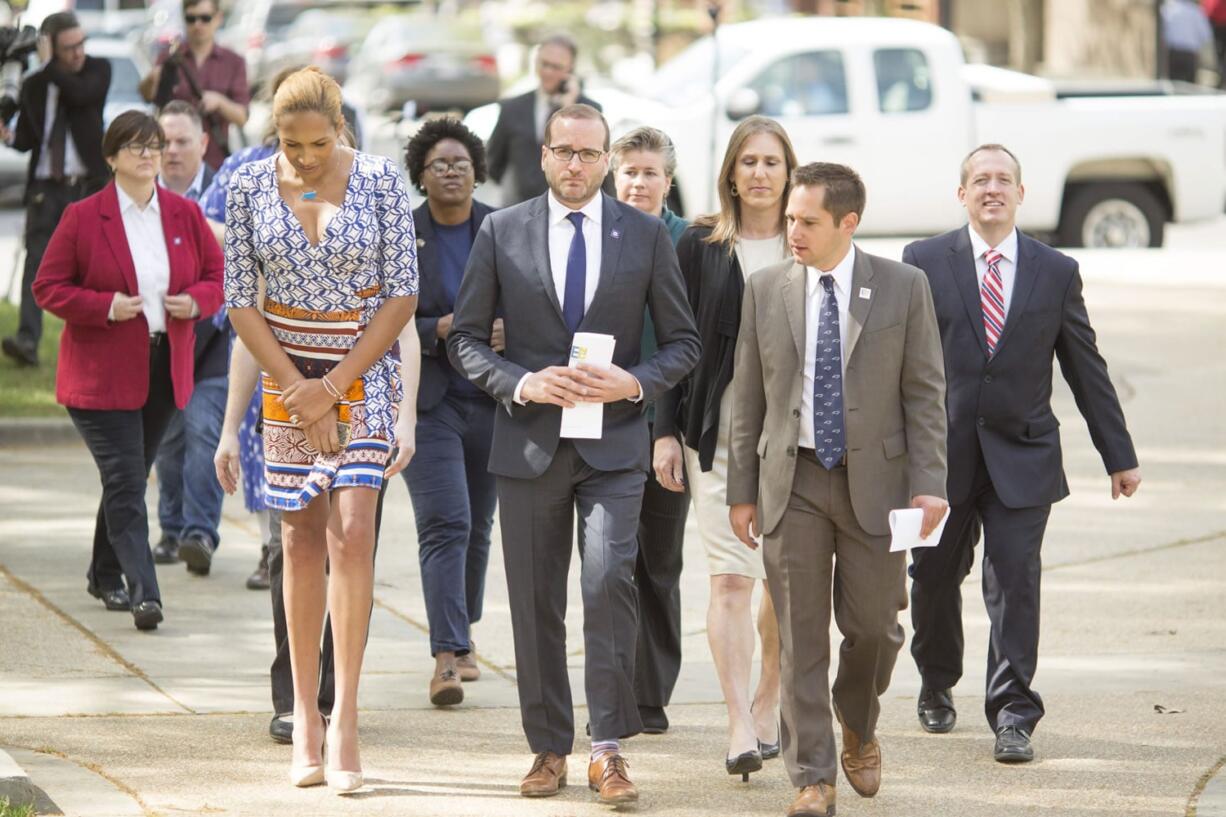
left=1205, top=0, right=1226, bottom=87
left=139, top=0, right=249, bottom=170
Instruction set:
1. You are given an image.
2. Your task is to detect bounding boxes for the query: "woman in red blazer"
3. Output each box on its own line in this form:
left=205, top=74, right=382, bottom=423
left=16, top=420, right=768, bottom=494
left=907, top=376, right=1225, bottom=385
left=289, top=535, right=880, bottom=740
left=33, top=111, right=224, bottom=631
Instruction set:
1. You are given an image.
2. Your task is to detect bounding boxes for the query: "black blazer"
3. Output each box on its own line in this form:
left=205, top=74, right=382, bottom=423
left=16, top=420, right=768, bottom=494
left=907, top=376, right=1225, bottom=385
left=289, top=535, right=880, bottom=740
left=486, top=89, right=601, bottom=205
left=447, top=193, right=700, bottom=479
left=654, top=224, right=744, bottom=472
left=11, top=56, right=111, bottom=196
left=413, top=198, right=496, bottom=412
left=903, top=226, right=1137, bottom=509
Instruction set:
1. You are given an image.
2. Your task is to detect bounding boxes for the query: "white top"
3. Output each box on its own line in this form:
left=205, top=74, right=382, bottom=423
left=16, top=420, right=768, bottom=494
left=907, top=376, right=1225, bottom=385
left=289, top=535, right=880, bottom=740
left=535, top=89, right=551, bottom=141
left=969, top=226, right=1018, bottom=320
left=115, top=184, right=170, bottom=333
left=735, top=234, right=787, bottom=281
left=800, top=245, right=855, bottom=450
left=34, top=84, right=86, bottom=180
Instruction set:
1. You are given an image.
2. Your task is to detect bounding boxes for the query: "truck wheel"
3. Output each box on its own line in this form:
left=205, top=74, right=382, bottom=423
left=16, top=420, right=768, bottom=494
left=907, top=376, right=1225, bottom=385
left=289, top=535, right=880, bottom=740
left=1059, top=183, right=1166, bottom=248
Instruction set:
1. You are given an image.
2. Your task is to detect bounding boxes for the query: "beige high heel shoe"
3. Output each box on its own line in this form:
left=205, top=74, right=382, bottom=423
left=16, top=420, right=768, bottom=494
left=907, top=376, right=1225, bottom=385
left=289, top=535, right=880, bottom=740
left=325, top=722, right=364, bottom=793
left=289, top=715, right=326, bottom=788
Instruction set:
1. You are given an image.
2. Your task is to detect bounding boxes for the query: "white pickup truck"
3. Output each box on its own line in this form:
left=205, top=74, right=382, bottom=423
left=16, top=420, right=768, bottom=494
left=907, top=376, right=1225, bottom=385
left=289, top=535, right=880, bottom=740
left=478, top=16, right=1226, bottom=248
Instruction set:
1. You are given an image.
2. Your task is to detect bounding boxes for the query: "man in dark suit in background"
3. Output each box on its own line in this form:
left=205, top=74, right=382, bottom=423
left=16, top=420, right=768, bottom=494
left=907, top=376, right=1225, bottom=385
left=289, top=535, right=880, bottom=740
left=448, top=104, right=699, bottom=805
left=0, top=11, right=110, bottom=367
left=904, top=144, right=1142, bottom=764
left=486, top=34, right=601, bottom=205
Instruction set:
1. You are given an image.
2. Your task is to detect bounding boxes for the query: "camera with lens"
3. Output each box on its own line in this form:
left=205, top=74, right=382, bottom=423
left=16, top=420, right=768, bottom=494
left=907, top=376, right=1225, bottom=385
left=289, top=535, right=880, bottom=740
left=1, top=25, right=38, bottom=124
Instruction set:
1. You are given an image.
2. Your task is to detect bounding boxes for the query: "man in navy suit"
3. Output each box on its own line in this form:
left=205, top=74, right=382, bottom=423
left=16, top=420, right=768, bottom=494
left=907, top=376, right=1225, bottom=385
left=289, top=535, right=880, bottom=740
left=903, top=144, right=1142, bottom=763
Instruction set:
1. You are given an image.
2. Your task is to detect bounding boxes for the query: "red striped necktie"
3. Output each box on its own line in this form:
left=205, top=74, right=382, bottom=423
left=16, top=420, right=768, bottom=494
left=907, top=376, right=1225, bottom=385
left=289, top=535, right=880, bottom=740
left=981, top=249, right=1005, bottom=356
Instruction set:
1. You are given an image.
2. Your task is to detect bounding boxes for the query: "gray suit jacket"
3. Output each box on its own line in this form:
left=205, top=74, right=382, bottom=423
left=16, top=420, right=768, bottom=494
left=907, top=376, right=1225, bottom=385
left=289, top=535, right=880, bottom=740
left=447, top=192, right=701, bottom=479
left=726, top=248, right=948, bottom=538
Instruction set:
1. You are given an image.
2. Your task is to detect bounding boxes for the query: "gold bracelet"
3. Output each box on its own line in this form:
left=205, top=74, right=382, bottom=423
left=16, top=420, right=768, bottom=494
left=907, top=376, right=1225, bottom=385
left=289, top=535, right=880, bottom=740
left=321, top=374, right=344, bottom=401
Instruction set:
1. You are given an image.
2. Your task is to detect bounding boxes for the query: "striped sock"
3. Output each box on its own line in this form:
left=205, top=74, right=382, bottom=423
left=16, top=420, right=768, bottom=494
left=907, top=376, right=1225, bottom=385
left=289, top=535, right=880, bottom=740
left=590, top=740, right=619, bottom=762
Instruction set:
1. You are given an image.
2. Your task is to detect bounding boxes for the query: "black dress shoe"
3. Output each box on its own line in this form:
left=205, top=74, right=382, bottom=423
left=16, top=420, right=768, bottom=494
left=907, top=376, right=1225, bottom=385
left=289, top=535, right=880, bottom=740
left=994, top=725, right=1034, bottom=763
left=87, top=584, right=130, bottom=612
left=269, top=713, right=293, bottom=744
left=2, top=336, right=38, bottom=367
left=132, top=600, right=163, bottom=631
left=246, top=545, right=270, bottom=590
left=178, top=534, right=215, bottom=576
left=918, top=686, right=957, bottom=734
left=638, top=705, right=669, bottom=734
left=725, top=749, right=763, bottom=782
left=152, top=534, right=180, bottom=565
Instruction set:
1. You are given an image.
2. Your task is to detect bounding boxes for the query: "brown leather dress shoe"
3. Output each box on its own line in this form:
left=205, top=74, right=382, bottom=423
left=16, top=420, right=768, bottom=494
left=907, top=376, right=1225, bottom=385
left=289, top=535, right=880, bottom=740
left=456, top=645, right=480, bottom=682
left=839, top=722, right=881, bottom=797
left=788, top=783, right=836, bottom=817
left=520, top=751, right=567, bottom=797
left=429, top=662, right=463, bottom=706
left=587, top=753, right=638, bottom=805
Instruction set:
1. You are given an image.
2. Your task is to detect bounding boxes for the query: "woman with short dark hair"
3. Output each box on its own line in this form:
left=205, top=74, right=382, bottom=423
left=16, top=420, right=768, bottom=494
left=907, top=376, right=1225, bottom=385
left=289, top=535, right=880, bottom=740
left=401, top=117, right=499, bottom=707
left=33, top=110, right=224, bottom=631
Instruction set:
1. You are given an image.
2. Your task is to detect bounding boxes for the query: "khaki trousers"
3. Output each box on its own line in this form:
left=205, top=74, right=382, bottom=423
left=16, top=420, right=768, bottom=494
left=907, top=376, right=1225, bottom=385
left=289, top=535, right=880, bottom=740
left=763, top=450, right=907, bottom=788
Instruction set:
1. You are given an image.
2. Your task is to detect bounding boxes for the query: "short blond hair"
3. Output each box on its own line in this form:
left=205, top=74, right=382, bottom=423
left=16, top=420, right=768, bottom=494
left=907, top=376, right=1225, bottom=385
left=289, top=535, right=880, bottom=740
left=609, top=126, right=677, bottom=178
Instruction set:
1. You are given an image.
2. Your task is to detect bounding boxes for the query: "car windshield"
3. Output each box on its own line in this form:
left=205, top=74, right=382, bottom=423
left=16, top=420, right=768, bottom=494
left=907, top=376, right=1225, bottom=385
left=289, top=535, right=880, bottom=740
left=648, top=35, right=749, bottom=106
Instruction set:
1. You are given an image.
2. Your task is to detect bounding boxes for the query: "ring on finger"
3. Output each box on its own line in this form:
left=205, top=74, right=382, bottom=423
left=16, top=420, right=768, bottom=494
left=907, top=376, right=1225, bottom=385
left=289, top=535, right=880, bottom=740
left=290, top=414, right=301, bottom=425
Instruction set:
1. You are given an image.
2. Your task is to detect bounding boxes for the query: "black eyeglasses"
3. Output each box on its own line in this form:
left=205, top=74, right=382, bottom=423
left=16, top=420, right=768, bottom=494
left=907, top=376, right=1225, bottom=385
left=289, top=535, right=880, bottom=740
left=546, top=146, right=604, bottom=164
left=425, top=159, right=473, bottom=176
left=185, top=13, right=214, bottom=24
left=121, top=142, right=165, bottom=157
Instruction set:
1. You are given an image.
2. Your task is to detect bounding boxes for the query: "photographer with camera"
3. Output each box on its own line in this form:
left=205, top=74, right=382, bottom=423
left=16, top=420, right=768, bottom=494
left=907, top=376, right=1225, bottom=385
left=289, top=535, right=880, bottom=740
left=486, top=34, right=601, bottom=205
left=0, top=11, right=109, bottom=368
left=138, top=0, right=248, bottom=171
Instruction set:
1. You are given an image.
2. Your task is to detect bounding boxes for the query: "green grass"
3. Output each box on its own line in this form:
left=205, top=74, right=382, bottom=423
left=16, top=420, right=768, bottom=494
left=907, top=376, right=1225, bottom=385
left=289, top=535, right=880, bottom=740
left=0, top=797, right=36, bottom=817
left=0, top=299, right=66, bottom=418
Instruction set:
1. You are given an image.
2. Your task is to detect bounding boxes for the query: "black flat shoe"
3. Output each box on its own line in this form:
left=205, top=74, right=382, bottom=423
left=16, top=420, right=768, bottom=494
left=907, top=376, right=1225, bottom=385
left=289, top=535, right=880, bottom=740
left=178, top=535, right=214, bottom=576
left=994, top=725, right=1034, bottom=763
left=725, top=749, right=763, bottom=782
left=152, top=534, right=180, bottom=565
left=270, top=713, right=293, bottom=744
left=758, top=736, right=781, bottom=760
left=918, top=686, right=957, bottom=734
left=87, top=584, right=130, bottom=611
left=132, top=601, right=163, bottom=631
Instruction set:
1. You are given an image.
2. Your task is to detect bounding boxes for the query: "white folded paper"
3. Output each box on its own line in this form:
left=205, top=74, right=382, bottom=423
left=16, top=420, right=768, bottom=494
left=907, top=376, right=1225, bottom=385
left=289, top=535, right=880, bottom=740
left=888, top=506, right=951, bottom=552
left=560, top=332, right=616, bottom=439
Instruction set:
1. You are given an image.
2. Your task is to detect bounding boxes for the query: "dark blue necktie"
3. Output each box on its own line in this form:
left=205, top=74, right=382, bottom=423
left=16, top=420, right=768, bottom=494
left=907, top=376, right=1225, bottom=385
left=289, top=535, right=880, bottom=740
left=562, top=211, right=586, bottom=332
left=813, top=275, right=845, bottom=470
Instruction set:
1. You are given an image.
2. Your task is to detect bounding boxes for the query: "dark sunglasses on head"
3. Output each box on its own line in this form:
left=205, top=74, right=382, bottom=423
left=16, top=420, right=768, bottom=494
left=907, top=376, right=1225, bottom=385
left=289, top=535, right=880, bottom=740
left=185, top=13, right=214, bottom=24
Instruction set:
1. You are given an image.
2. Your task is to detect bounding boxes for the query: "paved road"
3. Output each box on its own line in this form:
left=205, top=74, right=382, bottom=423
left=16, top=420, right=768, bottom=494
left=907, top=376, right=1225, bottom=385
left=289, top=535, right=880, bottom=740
left=1, top=243, right=1225, bottom=815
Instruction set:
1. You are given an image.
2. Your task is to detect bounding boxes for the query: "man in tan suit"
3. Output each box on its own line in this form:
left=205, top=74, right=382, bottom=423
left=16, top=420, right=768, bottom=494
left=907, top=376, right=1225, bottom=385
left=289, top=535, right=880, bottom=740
left=727, top=163, right=948, bottom=817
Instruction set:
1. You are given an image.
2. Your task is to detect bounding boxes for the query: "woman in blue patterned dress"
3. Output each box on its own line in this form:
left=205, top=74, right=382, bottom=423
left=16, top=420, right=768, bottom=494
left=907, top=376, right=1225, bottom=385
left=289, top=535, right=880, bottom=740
left=224, top=67, right=418, bottom=793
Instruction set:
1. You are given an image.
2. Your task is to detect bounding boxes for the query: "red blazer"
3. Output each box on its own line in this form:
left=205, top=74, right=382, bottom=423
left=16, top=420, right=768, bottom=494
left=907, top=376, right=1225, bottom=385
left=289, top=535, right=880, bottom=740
left=33, top=182, right=224, bottom=411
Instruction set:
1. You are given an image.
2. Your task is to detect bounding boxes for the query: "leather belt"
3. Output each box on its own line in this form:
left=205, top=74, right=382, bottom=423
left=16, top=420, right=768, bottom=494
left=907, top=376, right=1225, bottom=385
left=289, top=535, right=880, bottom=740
left=798, top=447, right=848, bottom=467
left=149, top=332, right=167, bottom=347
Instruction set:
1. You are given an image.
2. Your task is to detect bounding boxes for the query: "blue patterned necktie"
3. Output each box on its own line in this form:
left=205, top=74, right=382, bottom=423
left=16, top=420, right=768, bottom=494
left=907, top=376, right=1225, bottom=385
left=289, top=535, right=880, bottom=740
left=813, top=274, right=845, bottom=470
left=562, top=211, right=586, bottom=332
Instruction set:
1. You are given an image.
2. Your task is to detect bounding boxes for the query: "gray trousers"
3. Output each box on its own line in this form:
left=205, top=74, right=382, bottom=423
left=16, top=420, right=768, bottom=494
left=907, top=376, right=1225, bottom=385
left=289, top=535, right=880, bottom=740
left=764, top=450, right=907, bottom=788
left=496, top=441, right=646, bottom=754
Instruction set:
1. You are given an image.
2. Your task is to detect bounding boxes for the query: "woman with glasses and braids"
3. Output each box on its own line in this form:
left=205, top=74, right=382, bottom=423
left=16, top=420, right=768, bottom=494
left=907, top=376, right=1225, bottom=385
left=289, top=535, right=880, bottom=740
left=32, top=110, right=224, bottom=632
left=400, top=117, right=499, bottom=708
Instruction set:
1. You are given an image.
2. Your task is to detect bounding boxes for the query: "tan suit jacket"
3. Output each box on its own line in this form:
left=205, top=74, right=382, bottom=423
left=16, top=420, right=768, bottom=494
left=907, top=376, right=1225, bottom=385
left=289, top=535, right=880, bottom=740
left=726, top=247, right=948, bottom=538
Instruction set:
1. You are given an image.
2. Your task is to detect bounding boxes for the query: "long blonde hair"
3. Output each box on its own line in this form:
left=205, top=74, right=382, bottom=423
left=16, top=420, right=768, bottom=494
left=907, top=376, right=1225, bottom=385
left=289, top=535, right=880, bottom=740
left=695, top=116, right=798, bottom=248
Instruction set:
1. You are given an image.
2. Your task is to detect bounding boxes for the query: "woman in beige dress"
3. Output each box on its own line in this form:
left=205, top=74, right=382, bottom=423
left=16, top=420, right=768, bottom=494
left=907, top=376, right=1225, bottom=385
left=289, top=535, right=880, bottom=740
left=654, top=116, right=799, bottom=779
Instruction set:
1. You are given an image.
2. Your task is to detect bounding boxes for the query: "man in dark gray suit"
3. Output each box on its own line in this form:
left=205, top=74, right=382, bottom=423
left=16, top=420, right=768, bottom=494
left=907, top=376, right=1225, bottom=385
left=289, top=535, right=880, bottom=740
left=486, top=34, right=601, bottom=205
left=448, top=103, right=700, bottom=805
left=904, top=144, right=1141, bottom=764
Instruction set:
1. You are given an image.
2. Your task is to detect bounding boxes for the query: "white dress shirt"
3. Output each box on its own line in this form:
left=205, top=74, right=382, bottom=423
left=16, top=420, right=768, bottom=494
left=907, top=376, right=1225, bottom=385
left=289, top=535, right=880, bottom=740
left=114, top=184, right=171, bottom=333
left=800, top=245, right=854, bottom=450
left=35, top=83, right=86, bottom=180
left=968, top=226, right=1018, bottom=320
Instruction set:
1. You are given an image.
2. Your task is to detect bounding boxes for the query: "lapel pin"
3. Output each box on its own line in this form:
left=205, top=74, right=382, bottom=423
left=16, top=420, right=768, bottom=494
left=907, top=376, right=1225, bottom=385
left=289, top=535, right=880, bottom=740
left=859, top=287, right=871, bottom=299
left=173, top=237, right=182, bottom=246
left=610, top=229, right=620, bottom=239
left=417, top=238, right=425, bottom=249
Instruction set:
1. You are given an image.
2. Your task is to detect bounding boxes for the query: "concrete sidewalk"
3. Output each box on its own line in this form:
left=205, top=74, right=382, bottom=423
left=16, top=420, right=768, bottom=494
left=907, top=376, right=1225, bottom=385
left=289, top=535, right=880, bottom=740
left=2, top=275, right=1226, bottom=816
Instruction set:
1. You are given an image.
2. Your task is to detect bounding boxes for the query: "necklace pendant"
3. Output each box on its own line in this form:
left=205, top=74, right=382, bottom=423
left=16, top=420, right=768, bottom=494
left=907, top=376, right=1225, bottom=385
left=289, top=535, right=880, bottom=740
left=302, top=191, right=317, bottom=201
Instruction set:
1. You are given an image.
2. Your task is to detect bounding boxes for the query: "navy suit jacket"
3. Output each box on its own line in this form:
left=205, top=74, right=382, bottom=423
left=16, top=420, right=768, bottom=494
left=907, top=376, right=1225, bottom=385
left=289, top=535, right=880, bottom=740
left=903, top=226, right=1137, bottom=509
left=413, top=199, right=496, bottom=412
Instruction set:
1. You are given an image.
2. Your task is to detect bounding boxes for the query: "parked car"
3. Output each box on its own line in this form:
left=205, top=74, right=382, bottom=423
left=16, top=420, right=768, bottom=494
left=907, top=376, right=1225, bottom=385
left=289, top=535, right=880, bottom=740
left=22, top=0, right=148, bottom=37
left=259, top=8, right=375, bottom=87
left=344, top=13, right=500, bottom=117
left=0, top=36, right=151, bottom=199
left=468, top=16, right=1226, bottom=247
